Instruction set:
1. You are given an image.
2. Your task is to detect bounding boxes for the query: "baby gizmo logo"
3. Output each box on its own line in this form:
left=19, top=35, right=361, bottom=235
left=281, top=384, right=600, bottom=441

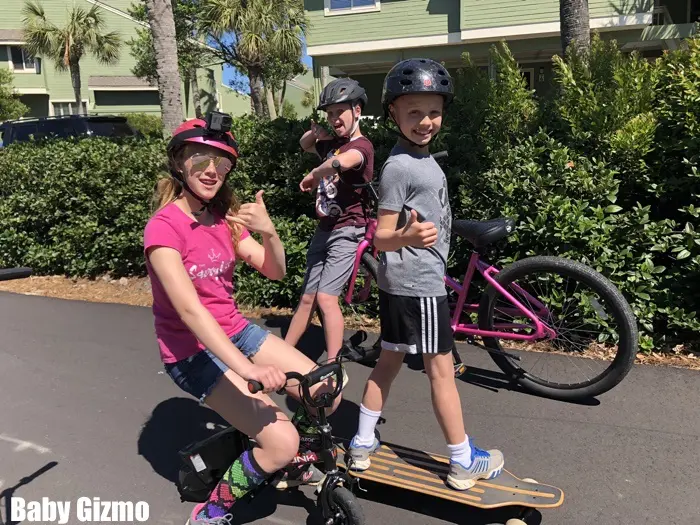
left=11, top=497, right=149, bottom=523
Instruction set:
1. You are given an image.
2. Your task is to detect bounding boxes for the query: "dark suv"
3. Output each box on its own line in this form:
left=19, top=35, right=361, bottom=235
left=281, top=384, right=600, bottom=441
left=0, top=114, right=139, bottom=147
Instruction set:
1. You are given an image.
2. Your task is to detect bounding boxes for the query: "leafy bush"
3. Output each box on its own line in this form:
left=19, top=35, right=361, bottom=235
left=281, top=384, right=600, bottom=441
left=122, top=113, right=164, bottom=138
left=442, top=34, right=700, bottom=351
left=0, top=137, right=165, bottom=277
left=1, top=35, right=699, bottom=351
left=0, top=68, right=28, bottom=122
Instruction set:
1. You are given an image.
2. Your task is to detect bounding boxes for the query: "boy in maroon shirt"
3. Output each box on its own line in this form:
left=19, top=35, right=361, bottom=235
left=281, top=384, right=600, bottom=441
left=285, top=78, right=375, bottom=375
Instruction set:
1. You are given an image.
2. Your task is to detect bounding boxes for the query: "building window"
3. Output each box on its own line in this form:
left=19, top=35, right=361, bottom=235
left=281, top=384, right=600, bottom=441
left=520, top=68, right=535, bottom=90
left=325, top=0, right=380, bottom=16
left=9, top=46, right=37, bottom=72
left=691, top=0, right=700, bottom=23
left=53, top=101, right=87, bottom=116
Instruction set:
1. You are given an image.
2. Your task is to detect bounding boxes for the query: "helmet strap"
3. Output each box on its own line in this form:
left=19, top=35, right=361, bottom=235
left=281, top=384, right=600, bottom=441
left=172, top=169, right=213, bottom=217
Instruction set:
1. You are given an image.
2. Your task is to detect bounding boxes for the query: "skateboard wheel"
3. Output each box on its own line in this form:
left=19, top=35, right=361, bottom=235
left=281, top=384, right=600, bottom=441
left=505, top=519, right=527, bottom=525
left=521, top=478, right=538, bottom=483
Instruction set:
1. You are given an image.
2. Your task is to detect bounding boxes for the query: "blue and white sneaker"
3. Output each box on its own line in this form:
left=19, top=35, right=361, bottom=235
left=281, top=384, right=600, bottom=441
left=446, top=446, right=504, bottom=490
left=346, top=436, right=380, bottom=471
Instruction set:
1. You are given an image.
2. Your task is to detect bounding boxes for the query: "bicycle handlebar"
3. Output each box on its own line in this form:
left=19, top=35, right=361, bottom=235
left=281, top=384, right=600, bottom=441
left=330, top=151, right=448, bottom=207
left=247, top=361, right=344, bottom=408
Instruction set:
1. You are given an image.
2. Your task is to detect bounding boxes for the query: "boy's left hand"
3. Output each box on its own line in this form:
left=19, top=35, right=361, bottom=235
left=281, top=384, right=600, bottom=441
left=227, top=190, right=275, bottom=236
left=300, top=172, right=319, bottom=192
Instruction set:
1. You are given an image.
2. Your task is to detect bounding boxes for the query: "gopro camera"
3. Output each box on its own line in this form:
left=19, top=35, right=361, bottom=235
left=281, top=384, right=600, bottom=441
left=206, top=111, right=232, bottom=134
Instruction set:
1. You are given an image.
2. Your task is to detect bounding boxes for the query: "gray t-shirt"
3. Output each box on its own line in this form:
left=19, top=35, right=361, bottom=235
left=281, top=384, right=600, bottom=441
left=376, top=145, right=451, bottom=297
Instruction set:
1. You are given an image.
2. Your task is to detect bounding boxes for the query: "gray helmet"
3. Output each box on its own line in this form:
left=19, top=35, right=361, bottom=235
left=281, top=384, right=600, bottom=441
left=382, top=58, right=454, bottom=115
left=317, top=78, right=368, bottom=111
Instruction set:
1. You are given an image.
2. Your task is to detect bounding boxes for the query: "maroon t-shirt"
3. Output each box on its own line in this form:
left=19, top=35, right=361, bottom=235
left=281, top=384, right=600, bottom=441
left=314, top=136, right=375, bottom=232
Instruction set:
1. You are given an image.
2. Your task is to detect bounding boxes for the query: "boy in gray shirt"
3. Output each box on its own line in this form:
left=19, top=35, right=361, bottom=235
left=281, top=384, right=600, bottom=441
left=347, top=58, right=505, bottom=492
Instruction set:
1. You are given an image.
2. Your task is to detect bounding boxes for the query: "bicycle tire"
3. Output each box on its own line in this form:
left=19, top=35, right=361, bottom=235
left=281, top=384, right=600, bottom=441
left=359, top=251, right=378, bottom=281
left=329, top=486, right=366, bottom=525
left=478, top=256, right=638, bottom=400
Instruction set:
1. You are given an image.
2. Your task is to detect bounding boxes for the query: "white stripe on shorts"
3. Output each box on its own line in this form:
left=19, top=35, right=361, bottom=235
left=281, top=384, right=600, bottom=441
left=432, top=297, right=438, bottom=353
left=421, top=297, right=427, bottom=353
left=421, top=297, right=434, bottom=353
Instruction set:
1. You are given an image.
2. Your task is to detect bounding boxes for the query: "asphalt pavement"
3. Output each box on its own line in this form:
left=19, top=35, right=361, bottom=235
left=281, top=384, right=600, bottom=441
left=1, top=292, right=698, bottom=525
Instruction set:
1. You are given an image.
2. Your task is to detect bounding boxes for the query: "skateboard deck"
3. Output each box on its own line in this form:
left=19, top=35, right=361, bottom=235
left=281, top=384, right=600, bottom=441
left=335, top=441, right=564, bottom=510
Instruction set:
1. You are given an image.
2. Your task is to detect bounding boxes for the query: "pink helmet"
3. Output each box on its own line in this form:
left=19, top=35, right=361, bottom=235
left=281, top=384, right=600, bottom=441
left=167, top=117, right=239, bottom=162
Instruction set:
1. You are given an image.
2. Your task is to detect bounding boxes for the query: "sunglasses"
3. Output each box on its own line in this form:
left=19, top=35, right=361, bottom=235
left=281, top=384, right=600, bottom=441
left=188, top=153, right=233, bottom=176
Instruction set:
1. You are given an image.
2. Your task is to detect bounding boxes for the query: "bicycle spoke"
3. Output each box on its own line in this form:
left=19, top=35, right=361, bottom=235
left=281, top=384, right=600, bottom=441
left=487, top=265, right=624, bottom=390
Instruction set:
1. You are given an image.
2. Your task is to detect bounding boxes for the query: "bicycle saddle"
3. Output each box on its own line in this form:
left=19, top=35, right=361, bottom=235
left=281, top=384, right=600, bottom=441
left=452, top=218, right=516, bottom=248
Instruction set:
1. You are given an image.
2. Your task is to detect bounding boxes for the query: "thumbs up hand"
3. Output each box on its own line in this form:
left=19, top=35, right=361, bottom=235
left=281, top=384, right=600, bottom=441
left=401, top=209, right=438, bottom=248
left=227, top=190, right=276, bottom=236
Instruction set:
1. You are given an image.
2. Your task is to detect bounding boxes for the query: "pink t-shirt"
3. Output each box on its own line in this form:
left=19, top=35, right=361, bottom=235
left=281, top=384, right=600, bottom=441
left=143, top=202, right=251, bottom=363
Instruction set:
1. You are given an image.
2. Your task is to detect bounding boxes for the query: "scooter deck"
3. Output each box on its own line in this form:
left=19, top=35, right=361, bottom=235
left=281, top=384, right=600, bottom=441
left=336, top=441, right=564, bottom=510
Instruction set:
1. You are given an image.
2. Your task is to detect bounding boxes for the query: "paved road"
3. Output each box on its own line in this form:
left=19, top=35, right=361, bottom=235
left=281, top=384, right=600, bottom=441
left=1, top=292, right=698, bottom=525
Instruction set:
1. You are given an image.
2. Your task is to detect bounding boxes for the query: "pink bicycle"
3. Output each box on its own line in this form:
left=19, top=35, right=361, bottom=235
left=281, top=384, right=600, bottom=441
left=336, top=154, right=638, bottom=402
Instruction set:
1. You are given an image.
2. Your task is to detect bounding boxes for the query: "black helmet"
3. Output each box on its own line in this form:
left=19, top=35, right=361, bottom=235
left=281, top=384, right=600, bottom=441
left=381, top=58, right=454, bottom=115
left=317, top=78, right=368, bottom=111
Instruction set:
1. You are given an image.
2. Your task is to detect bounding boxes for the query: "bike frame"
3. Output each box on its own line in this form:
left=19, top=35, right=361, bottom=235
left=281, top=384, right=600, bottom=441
left=445, top=252, right=556, bottom=341
left=343, top=217, right=378, bottom=305
left=344, top=229, right=557, bottom=342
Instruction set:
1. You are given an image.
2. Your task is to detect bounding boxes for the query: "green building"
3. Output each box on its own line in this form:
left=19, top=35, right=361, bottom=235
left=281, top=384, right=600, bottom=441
left=0, top=0, right=254, bottom=120
left=305, top=0, right=699, bottom=116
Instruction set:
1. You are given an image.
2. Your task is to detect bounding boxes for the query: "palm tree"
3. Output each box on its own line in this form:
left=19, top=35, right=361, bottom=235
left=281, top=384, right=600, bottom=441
left=144, top=0, right=184, bottom=136
left=21, top=1, right=121, bottom=114
left=200, top=0, right=307, bottom=118
left=560, top=0, right=590, bottom=58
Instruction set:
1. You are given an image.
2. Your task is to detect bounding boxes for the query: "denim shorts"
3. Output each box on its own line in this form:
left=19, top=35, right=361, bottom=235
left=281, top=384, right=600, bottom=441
left=164, top=322, right=270, bottom=405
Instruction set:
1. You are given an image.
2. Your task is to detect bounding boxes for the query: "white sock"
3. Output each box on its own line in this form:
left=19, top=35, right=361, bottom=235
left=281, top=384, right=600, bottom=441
left=355, top=404, right=382, bottom=445
left=447, top=435, right=472, bottom=466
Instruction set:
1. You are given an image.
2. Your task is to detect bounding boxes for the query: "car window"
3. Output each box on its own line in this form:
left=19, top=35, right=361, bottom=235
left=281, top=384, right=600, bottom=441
left=13, top=124, right=39, bottom=141
left=37, top=119, right=79, bottom=138
left=86, top=120, right=135, bottom=138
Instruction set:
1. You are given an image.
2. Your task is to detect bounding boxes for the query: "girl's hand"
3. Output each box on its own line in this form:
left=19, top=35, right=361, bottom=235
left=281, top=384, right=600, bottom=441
left=244, top=363, right=287, bottom=394
left=227, top=190, right=275, bottom=236
left=311, top=120, right=332, bottom=141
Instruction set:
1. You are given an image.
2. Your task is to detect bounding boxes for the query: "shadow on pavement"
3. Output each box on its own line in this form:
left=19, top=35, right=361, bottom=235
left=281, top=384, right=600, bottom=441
left=137, top=397, right=230, bottom=485
left=404, top=353, right=601, bottom=407
left=345, top=479, right=543, bottom=525
left=229, top=486, right=320, bottom=525
left=456, top=365, right=601, bottom=407
left=0, top=461, right=59, bottom=525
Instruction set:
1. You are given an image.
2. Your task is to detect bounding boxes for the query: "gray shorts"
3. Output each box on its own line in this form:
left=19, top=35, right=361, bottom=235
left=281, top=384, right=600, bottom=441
left=301, top=225, right=366, bottom=297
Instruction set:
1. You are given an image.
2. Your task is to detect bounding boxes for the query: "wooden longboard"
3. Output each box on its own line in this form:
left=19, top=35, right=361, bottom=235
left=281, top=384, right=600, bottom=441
left=335, top=441, right=564, bottom=510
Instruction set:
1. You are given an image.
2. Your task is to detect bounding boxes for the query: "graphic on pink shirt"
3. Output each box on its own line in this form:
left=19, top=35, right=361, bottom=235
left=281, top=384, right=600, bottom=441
left=143, top=202, right=251, bottom=364
left=188, top=248, right=233, bottom=281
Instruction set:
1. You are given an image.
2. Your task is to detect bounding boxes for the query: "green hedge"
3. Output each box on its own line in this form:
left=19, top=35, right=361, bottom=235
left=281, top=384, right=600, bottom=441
left=1, top=35, right=699, bottom=351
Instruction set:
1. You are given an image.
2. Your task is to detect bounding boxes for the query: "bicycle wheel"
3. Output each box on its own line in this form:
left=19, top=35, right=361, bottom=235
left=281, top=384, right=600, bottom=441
left=328, top=486, right=366, bottom=525
left=478, top=256, right=638, bottom=400
left=359, top=252, right=378, bottom=281
left=343, top=251, right=379, bottom=308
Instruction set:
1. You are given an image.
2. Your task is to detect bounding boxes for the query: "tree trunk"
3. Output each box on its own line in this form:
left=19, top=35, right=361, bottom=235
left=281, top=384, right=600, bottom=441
left=145, top=0, right=184, bottom=137
left=279, top=80, right=286, bottom=109
left=190, top=67, right=202, bottom=119
left=69, top=60, right=82, bottom=114
left=560, top=0, right=590, bottom=58
left=265, top=84, right=277, bottom=120
left=247, top=66, right=265, bottom=117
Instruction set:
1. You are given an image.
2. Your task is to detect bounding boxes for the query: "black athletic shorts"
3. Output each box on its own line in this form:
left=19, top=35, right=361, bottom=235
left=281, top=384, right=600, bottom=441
left=378, top=290, right=454, bottom=354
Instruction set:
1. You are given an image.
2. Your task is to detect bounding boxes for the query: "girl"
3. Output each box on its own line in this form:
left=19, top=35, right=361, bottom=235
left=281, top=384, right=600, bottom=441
left=143, top=116, right=341, bottom=525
